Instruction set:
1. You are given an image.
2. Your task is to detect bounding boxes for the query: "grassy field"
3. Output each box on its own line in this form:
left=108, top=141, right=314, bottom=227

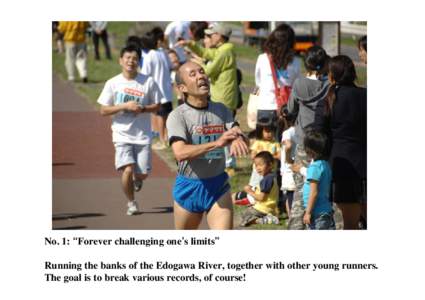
left=53, top=21, right=366, bottom=230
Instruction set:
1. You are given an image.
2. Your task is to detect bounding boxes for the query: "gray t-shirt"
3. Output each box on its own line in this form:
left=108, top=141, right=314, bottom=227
left=166, top=101, right=234, bottom=179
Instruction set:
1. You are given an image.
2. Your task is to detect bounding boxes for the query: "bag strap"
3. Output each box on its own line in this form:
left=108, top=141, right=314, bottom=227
left=267, top=54, right=281, bottom=91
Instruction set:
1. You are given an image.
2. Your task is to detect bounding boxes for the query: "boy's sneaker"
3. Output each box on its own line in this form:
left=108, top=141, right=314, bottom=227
left=257, top=214, right=279, bottom=225
left=126, top=201, right=139, bottom=216
left=269, top=215, right=280, bottom=225
left=133, top=179, right=143, bottom=192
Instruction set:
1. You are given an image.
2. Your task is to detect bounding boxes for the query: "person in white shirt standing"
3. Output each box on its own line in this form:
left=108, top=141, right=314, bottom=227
left=141, top=30, right=173, bottom=150
left=164, top=21, right=191, bottom=63
left=254, top=23, right=301, bottom=132
left=97, top=45, right=162, bottom=215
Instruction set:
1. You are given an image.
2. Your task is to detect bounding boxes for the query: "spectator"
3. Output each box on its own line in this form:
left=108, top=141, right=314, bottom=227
left=164, top=21, right=191, bottom=63
left=238, top=151, right=280, bottom=227
left=89, top=21, right=112, bottom=60
left=254, top=23, right=301, bottom=131
left=168, top=49, right=185, bottom=105
left=314, top=55, right=367, bottom=230
left=292, top=130, right=335, bottom=230
left=177, top=23, right=238, bottom=113
left=358, top=35, right=367, bottom=65
left=58, top=21, right=89, bottom=82
left=141, top=30, right=173, bottom=150
left=280, top=111, right=297, bottom=217
left=52, top=21, right=64, bottom=53
left=189, top=21, right=209, bottom=41
left=286, top=45, right=330, bottom=230
left=248, top=124, right=280, bottom=190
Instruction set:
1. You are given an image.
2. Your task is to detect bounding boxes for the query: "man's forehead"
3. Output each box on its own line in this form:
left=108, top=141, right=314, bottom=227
left=181, top=61, right=204, bottom=73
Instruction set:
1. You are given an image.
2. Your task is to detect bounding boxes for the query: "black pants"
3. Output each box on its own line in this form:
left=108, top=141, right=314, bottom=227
left=92, top=30, right=111, bottom=60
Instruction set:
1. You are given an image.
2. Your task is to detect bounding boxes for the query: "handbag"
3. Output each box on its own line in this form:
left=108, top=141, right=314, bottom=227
left=247, top=90, right=260, bottom=130
left=281, top=170, right=296, bottom=191
left=268, top=54, right=291, bottom=112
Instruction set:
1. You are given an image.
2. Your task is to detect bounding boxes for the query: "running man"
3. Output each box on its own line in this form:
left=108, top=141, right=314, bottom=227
left=97, top=45, right=162, bottom=215
left=166, top=61, right=249, bottom=229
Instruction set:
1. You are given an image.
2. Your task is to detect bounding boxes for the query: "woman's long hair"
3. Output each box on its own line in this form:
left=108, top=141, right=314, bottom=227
left=263, top=23, right=295, bottom=70
left=325, top=55, right=357, bottom=115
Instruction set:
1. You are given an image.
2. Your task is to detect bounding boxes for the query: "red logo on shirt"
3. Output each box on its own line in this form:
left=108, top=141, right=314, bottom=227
left=124, top=88, right=144, bottom=97
left=201, top=125, right=224, bottom=134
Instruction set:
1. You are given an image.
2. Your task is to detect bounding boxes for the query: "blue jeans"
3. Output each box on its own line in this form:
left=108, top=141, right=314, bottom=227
left=308, top=212, right=336, bottom=230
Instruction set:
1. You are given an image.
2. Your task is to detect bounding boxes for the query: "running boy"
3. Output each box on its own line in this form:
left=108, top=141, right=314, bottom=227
left=97, top=45, right=162, bottom=215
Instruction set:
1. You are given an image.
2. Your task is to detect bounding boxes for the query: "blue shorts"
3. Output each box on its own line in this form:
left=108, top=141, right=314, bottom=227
left=173, top=173, right=230, bottom=213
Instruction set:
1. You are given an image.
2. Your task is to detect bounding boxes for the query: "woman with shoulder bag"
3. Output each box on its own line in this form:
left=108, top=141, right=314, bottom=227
left=254, top=23, right=301, bottom=135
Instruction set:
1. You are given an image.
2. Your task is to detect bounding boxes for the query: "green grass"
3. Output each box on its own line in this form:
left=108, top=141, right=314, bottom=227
left=234, top=43, right=261, bottom=61
left=355, top=65, right=367, bottom=87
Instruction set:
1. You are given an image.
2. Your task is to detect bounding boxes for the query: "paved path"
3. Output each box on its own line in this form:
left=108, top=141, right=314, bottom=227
left=52, top=74, right=210, bottom=229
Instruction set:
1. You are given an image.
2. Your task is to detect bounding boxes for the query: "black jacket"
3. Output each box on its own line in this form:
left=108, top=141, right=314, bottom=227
left=314, top=85, right=367, bottom=179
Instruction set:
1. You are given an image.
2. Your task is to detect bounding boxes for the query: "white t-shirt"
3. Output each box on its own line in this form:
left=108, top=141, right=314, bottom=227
left=255, top=53, right=301, bottom=110
left=164, top=21, right=190, bottom=63
left=97, top=73, right=162, bottom=145
left=280, top=126, right=297, bottom=175
left=141, top=49, right=172, bottom=103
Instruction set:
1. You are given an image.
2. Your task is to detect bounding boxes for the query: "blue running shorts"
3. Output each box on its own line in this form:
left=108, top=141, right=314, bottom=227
left=173, top=172, right=230, bottom=213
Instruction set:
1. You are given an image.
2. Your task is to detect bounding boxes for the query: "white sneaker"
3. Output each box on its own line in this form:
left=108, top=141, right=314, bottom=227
left=126, top=201, right=139, bottom=216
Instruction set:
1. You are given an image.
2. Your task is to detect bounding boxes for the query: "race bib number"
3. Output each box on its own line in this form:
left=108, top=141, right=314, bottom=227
left=193, top=125, right=225, bottom=160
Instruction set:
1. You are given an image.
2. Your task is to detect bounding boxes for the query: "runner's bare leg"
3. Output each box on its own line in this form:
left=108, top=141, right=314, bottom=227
left=207, top=192, right=233, bottom=229
left=174, top=201, right=203, bottom=229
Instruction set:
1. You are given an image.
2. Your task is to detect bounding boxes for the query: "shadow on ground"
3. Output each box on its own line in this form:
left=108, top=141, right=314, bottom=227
left=52, top=213, right=105, bottom=221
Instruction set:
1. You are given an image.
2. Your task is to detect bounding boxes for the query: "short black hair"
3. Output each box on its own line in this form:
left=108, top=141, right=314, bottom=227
left=120, top=44, right=141, bottom=60
left=303, top=130, right=328, bottom=160
left=126, top=35, right=141, bottom=48
left=150, top=26, right=165, bottom=44
left=256, top=124, right=276, bottom=140
left=254, top=151, right=274, bottom=166
left=141, top=32, right=156, bottom=50
left=304, top=45, right=329, bottom=77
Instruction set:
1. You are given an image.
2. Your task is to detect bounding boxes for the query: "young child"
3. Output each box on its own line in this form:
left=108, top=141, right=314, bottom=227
left=280, top=112, right=297, bottom=217
left=238, top=151, right=280, bottom=226
left=247, top=124, right=281, bottom=191
left=292, top=130, right=334, bottom=229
